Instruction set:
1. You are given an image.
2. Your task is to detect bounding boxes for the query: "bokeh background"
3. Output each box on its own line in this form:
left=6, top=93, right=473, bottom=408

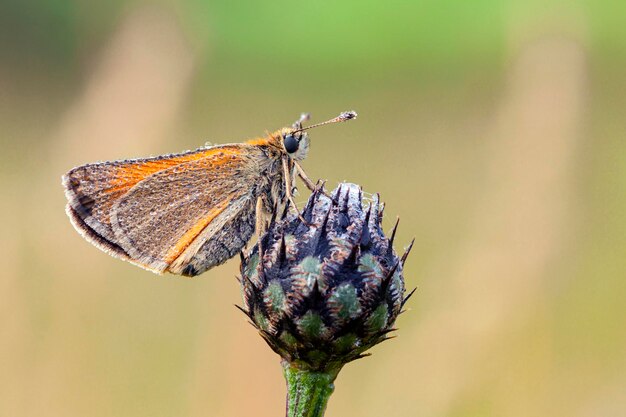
left=1, top=1, right=625, bottom=416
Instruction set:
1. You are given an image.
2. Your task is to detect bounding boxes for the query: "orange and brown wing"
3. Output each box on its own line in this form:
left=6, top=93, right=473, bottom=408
left=62, top=145, right=264, bottom=274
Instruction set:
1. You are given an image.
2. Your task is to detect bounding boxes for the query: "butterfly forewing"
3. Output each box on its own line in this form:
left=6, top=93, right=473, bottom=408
left=63, top=146, right=222, bottom=243
left=63, top=144, right=269, bottom=275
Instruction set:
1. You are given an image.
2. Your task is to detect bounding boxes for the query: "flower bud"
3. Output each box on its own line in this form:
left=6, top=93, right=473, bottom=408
left=239, top=183, right=414, bottom=372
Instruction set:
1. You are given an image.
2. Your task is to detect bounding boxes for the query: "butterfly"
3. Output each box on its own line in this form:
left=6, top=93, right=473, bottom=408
left=62, top=111, right=357, bottom=276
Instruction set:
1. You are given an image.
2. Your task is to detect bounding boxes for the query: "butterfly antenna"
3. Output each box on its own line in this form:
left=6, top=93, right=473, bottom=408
left=292, top=111, right=357, bottom=133
left=292, top=113, right=311, bottom=129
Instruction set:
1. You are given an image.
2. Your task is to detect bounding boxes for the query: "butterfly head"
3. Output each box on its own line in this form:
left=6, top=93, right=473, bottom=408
left=280, top=113, right=311, bottom=160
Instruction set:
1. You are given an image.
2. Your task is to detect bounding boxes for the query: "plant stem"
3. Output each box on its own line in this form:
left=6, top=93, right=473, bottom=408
left=282, top=361, right=340, bottom=417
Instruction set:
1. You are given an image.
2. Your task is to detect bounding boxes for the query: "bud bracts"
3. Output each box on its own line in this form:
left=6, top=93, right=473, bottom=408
left=239, top=183, right=413, bottom=372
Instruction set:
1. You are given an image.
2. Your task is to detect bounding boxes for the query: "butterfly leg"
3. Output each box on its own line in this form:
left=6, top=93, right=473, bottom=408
left=294, top=161, right=332, bottom=199
left=255, top=196, right=268, bottom=236
left=293, top=161, right=317, bottom=191
left=282, top=156, right=313, bottom=226
left=254, top=196, right=267, bottom=271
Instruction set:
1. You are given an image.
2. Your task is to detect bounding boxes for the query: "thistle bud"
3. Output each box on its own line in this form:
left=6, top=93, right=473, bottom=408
left=239, top=183, right=414, bottom=373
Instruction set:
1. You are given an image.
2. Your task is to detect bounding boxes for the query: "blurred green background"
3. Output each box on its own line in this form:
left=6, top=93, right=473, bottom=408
left=1, top=0, right=625, bottom=416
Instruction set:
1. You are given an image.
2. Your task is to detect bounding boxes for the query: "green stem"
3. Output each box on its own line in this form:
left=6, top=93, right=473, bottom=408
left=282, top=361, right=340, bottom=417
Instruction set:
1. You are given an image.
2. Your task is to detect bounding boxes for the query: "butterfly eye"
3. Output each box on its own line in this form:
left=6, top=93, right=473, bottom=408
left=283, top=134, right=299, bottom=153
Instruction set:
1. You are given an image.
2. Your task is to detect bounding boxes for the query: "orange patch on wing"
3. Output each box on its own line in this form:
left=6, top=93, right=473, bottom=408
left=163, top=199, right=231, bottom=265
left=105, top=147, right=240, bottom=193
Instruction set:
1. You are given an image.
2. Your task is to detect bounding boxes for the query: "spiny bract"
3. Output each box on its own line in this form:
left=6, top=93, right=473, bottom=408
left=239, top=183, right=414, bottom=372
